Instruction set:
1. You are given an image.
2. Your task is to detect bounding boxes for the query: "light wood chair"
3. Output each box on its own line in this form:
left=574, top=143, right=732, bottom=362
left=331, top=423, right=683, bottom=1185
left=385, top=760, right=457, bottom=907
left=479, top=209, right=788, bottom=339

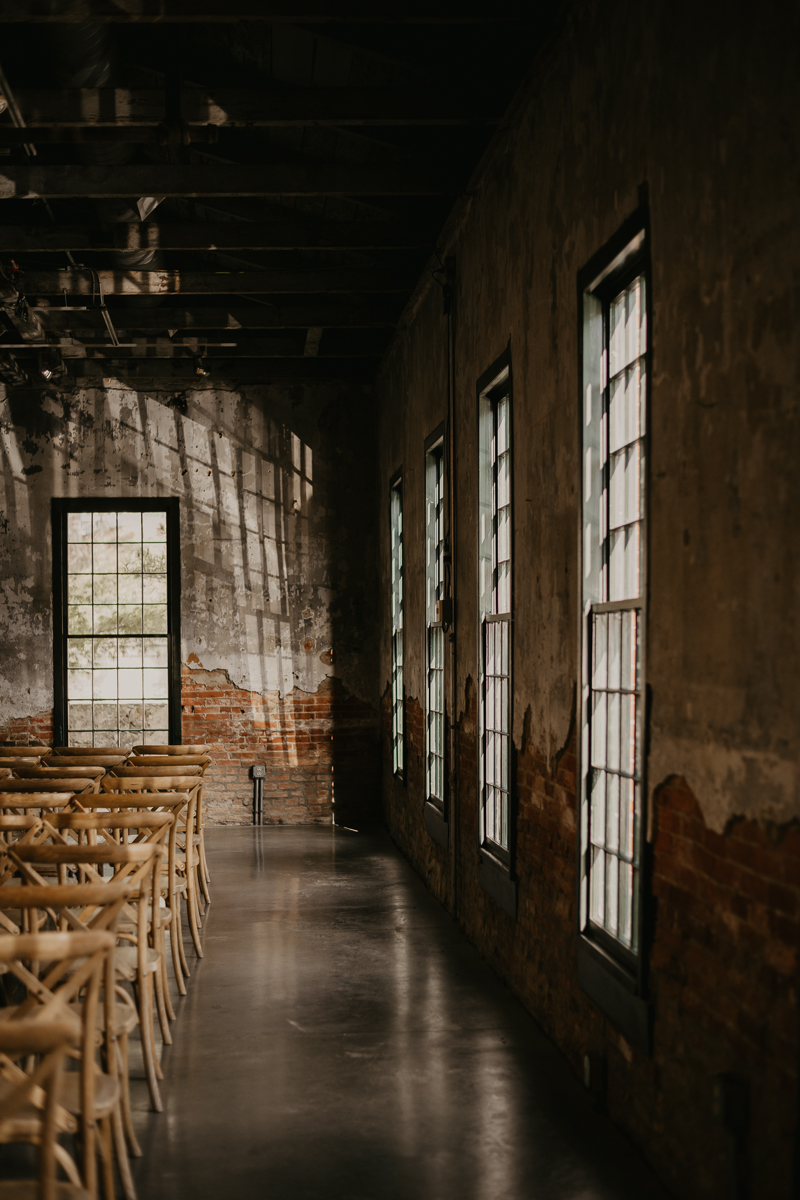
left=72, top=796, right=191, bottom=999
left=102, top=774, right=205, bottom=960
left=0, top=748, right=49, bottom=759
left=8, top=843, right=165, bottom=1122
left=0, top=1014, right=88, bottom=1200
left=0, top=929, right=126, bottom=1200
left=122, top=755, right=213, bottom=907
left=0, top=783, right=97, bottom=806
left=41, top=758, right=126, bottom=772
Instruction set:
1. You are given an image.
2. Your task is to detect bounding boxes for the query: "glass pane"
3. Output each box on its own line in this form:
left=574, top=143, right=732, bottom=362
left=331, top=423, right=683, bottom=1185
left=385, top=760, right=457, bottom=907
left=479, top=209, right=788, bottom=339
left=590, top=845, right=605, bottom=925
left=142, top=544, right=167, bottom=573
left=68, top=576, right=92, bottom=605
left=119, top=606, right=143, bottom=635
left=592, top=613, right=608, bottom=689
left=68, top=701, right=92, bottom=730
left=118, top=545, right=142, bottom=575
left=67, top=638, right=92, bottom=668
left=119, top=638, right=143, bottom=667
left=143, top=606, right=168, bottom=635
left=68, top=512, right=92, bottom=543
left=117, top=512, right=141, bottom=543
left=93, top=638, right=117, bottom=668
left=67, top=669, right=92, bottom=700
left=93, top=575, right=117, bottom=604
left=67, top=543, right=92, bottom=573
left=118, top=574, right=142, bottom=603
left=119, top=702, right=144, bottom=730
left=93, top=543, right=117, bottom=573
left=607, top=692, right=620, bottom=772
left=606, top=772, right=620, bottom=853
left=118, top=669, right=143, bottom=699
left=68, top=605, right=92, bottom=635
left=93, top=606, right=117, bottom=634
left=591, top=691, right=607, bottom=768
left=144, top=702, right=169, bottom=730
left=143, top=637, right=168, bottom=667
left=605, top=852, right=619, bottom=937
left=590, top=770, right=605, bottom=848
left=92, top=701, right=118, bottom=729
left=92, top=670, right=117, bottom=700
left=143, top=512, right=167, bottom=542
left=143, top=575, right=167, bottom=604
left=607, top=612, right=621, bottom=690
left=93, top=512, right=117, bottom=543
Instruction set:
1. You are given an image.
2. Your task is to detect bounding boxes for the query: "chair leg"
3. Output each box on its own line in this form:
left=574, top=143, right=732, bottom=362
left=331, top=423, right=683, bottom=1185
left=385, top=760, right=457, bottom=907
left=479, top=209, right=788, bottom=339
left=117, top=1036, right=142, bottom=1158
left=186, top=864, right=204, bottom=959
left=154, top=960, right=172, bottom=1046
left=100, top=1115, right=116, bottom=1200
left=176, top=897, right=190, bottom=979
left=161, top=947, right=176, bottom=1021
left=112, top=1103, right=138, bottom=1200
left=169, top=907, right=187, bottom=996
left=138, top=973, right=163, bottom=1112
left=199, top=834, right=211, bottom=906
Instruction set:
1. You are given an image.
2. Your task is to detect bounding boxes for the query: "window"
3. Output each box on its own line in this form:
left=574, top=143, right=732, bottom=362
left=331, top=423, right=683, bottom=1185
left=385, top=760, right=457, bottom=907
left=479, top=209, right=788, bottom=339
left=390, top=473, right=404, bottom=778
left=52, top=499, right=181, bottom=748
left=425, top=430, right=445, bottom=810
left=478, top=356, right=512, bottom=861
left=578, top=211, right=650, bottom=1048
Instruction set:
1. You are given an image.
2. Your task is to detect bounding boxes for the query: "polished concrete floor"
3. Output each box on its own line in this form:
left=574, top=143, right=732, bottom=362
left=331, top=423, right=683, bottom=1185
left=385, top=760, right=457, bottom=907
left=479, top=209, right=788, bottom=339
left=132, top=826, right=670, bottom=1200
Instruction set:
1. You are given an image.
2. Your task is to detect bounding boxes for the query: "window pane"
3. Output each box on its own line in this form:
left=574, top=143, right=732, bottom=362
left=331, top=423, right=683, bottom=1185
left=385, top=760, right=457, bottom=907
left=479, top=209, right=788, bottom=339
left=93, top=512, right=117, bottom=543
left=68, top=512, right=92, bottom=543
left=143, top=512, right=167, bottom=542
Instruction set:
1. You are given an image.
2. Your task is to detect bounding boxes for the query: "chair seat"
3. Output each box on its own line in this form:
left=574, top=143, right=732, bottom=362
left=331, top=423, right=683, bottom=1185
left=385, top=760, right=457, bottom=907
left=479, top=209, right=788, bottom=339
left=0, top=1078, right=77, bottom=1137
left=61, top=1071, right=119, bottom=1120
left=67, top=1000, right=138, bottom=1038
left=0, top=1182, right=91, bottom=1200
left=115, top=945, right=159, bottom=979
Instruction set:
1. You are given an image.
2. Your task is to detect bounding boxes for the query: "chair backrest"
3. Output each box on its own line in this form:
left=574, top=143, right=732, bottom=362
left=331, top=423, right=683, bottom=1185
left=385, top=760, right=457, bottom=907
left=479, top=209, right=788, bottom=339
left=127, top=755, right=211, bottom=770
left=42, top=754, right=127, bottom=769
left=0, top=757, right=41, bottom=769
left=14, top=765, right=105, bottom=780
left=132, top=744, right=209, bottom=754
left=0, top=746, right=49, bottom=757
left=0, top=791, right=76, bottom=811
left=110, top=764, right=202, bottom=778
left=0, top=779, right=96, bottom=797
left=102, top=773, right=201, bottom=793
left=50, top=746, right=130, bottom=756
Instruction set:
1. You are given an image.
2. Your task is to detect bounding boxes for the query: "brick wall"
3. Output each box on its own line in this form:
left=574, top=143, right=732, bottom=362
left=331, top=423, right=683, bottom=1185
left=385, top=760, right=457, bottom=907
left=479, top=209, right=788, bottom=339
left=382, top=687, right=799, bottom=1198
left=0, top=710, right=53, bottom=746
left=183, top=665, right=379, bottom=827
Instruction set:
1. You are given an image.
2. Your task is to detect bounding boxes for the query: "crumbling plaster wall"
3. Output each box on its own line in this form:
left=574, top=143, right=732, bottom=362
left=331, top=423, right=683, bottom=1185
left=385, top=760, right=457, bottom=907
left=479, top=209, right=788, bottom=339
left=0, top=375, right=379, bottom=823
left=380, top=0, right=800, bottom=836
left=377, top=2, right=799, bottom=1196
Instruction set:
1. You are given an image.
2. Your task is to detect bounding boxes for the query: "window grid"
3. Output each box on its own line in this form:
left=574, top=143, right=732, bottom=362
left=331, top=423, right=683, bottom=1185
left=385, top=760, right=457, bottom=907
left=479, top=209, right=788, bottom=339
left=425, top=445, right=445, bottom=806
left=479, top=377, right=511, bottom=855
left=483, top=617, right=509, bottom=848
left=65, top=509, right=170, bottom=747
left=390, top=482, right=404, bottom=776
left=582, top=270, right=646, bottom=955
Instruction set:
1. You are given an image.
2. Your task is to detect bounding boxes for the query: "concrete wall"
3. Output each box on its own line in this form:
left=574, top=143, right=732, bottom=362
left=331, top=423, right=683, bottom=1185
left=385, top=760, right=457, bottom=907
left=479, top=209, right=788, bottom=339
left=376, top=2, right=799, bottom=1197
left=0, top=376, right=379, bottom=826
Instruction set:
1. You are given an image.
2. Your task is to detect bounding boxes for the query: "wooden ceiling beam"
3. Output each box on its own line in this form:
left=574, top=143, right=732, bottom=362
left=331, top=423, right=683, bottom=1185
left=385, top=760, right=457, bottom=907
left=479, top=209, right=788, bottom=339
left=18, top=268, right=413, bottom=294
left=0, top=221, right=431, bottom=252
left=31, top=305, right=399, bottom=330
left=8, top=87, right=501, bottom=128
left=0, top=2, right=519, bottom=23
left=0, top=164, right=454, bottom=199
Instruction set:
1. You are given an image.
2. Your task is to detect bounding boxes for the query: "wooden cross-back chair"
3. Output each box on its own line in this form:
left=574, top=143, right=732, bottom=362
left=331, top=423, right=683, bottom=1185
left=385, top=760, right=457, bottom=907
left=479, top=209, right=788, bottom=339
left=0, top=748, right=48, bottom=759
left=8, top=839, right=166, bottom=1121
left=73, top=795, right=192, bottom=997
left=0, top=929, right=127, bottom=1200
left=127, top=749, right=213, bottom=907
left=102, top=774, right=205, bottom=961
left=0, top=1012, right=88, bottom=1200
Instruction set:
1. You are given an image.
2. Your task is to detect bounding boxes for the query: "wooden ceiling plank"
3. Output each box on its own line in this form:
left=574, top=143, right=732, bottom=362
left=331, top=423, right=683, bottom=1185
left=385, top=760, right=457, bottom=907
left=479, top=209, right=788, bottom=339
left=0, top=164, right=454, bottom=199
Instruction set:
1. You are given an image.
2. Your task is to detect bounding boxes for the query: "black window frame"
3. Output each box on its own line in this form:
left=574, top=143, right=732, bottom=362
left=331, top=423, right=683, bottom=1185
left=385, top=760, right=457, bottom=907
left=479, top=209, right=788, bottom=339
left=576, top=203, right=652, bottom=1052
left=424, top=423, right=446, bottom=816
left=389, top=468, right=406, bottom=783
left=476, top=348, right=517, bottom=919
left=52, top=497, right=182, bottom=747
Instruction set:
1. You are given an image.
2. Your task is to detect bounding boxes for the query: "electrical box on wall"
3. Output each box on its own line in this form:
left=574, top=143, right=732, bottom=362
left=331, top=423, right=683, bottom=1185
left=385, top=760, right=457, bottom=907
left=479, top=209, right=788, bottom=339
left=251, top=765, right=266, bottom=779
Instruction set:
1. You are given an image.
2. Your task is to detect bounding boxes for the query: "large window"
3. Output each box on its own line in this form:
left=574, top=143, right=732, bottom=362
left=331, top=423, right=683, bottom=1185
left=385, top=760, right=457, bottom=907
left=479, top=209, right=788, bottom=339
left=53, top=499, right=181, bottom=748
left=425, top=430, right=445, bottom=810
left=578, top=215, right=649, bottom=1038
left=478, top=356, right=512, bottom=859
left=390, top=473, right=404, bottom=778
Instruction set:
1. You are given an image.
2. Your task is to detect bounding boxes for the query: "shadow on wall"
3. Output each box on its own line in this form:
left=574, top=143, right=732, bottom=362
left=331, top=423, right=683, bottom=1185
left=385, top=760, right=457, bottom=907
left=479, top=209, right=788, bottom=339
left=0, top=378, right=380, bottom=826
